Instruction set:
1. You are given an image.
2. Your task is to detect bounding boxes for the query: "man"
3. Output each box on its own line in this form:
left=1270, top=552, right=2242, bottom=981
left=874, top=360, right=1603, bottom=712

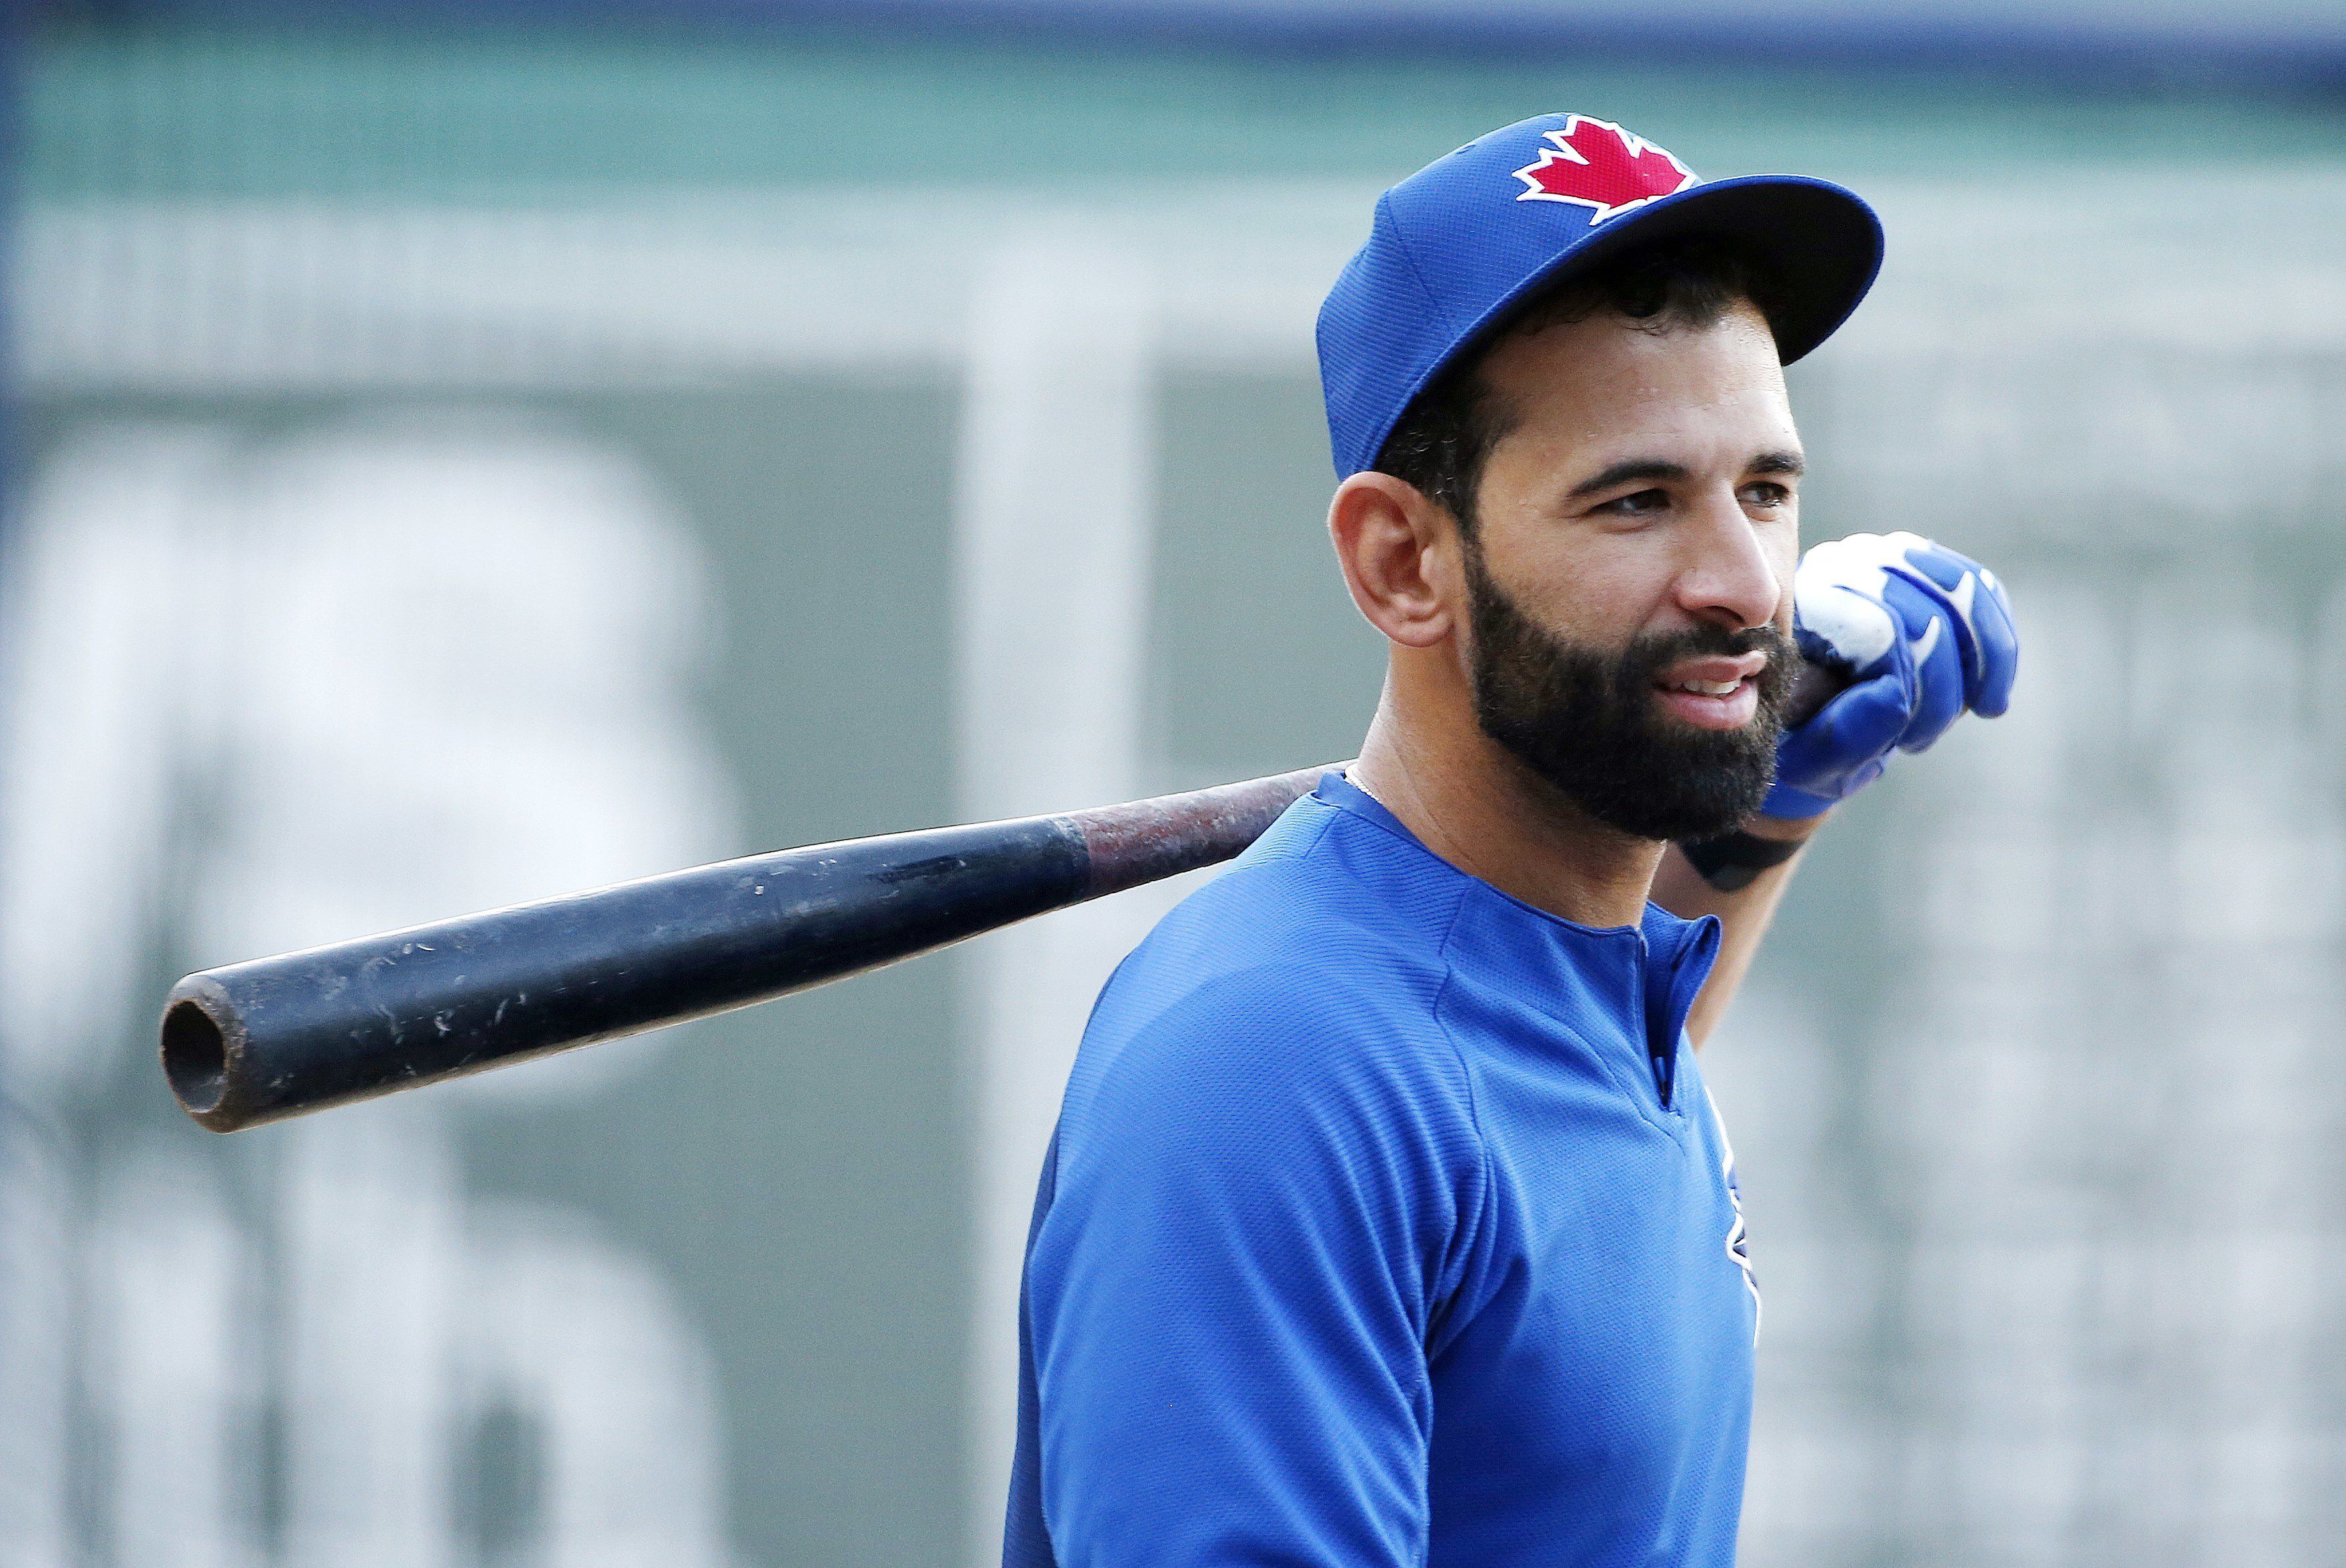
left=1004, top=113, right=2018, bottom=1567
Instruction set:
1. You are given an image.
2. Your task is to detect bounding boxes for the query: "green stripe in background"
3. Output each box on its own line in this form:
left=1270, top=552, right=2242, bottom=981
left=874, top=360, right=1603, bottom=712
left=30, top=21, right=2346, bottom=201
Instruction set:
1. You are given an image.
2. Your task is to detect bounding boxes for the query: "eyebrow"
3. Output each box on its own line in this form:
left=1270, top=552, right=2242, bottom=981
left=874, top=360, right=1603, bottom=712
left=1564, top=450, right=1806, bottom=501
left=1565, top=458, right=1689, bottom=501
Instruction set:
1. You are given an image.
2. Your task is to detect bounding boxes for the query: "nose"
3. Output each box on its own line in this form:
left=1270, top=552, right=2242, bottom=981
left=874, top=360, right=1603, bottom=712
left=1673, top=489, right=1785, bottom=632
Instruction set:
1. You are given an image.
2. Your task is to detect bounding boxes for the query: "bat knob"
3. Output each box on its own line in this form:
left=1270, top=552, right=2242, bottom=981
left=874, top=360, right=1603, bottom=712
left=1781, top=657, right=1850, bottom=730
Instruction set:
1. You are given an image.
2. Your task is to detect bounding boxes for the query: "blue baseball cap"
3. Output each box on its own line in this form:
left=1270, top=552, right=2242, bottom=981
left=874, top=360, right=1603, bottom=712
left=1317, top=113, right=1884, bottom=478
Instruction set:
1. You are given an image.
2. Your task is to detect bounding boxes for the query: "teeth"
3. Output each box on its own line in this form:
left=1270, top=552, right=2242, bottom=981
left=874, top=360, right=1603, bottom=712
left=1675, top=679, right=1741, bottom=696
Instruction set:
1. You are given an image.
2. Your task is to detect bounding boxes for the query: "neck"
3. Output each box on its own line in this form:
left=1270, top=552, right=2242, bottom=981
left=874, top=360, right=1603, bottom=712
left=1349, top=665, right=1665, bottom=930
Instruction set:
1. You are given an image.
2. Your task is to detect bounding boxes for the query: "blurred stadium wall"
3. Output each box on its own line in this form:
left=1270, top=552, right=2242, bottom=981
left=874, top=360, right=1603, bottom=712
left=3, top=5, right=2345, bottom=1567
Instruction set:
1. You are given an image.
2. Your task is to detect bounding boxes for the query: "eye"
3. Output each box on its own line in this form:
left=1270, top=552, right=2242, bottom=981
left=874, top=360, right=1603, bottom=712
left=1737, top=480, right=1792, bottom=509
left=1592, top=487, right=1670, bottom=518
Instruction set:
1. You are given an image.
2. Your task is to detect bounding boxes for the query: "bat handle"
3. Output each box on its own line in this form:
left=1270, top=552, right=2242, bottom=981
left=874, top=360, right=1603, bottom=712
left=1072, top=764, right=1341, bottom=898
left=1782, top=656, right=1851, bottom=730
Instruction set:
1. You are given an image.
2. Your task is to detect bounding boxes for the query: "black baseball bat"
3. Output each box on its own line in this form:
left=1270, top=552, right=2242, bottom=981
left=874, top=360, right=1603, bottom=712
left=161, top=765, right=1339, bottom=1132
left=160, top=662, right=1845, bottom=1134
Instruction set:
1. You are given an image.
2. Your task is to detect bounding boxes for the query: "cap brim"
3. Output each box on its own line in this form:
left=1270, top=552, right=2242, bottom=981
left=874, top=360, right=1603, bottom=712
left=1443, top=174, right=1882, bottom=382
left=1538, top=174, right=1885, bottom=365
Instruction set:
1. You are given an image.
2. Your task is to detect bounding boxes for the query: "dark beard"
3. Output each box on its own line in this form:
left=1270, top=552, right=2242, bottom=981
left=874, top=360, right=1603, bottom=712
left=1463, top=543, right=1794, bottom=844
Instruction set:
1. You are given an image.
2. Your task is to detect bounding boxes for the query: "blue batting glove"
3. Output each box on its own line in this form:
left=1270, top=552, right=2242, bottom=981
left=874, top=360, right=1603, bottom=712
left=1764, top=531, right=2019, bottom=820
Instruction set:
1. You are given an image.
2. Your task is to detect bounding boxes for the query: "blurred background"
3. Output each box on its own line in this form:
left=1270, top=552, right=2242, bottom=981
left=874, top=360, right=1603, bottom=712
left=4, top=3, right=2345, bottom=1565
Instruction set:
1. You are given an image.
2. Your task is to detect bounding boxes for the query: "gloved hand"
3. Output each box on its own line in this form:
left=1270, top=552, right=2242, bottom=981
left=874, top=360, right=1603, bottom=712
left=1764, top=531, right=2018, bottom=820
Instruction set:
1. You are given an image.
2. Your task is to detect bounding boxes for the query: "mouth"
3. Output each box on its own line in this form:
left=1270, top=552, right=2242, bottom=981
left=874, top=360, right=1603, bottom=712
left=1651, top=655, right=1768, bottom=732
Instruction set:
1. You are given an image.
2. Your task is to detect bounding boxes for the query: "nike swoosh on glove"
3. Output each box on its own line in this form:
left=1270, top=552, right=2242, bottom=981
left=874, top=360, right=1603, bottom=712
left=1764, top=531, right=2019, bottom=820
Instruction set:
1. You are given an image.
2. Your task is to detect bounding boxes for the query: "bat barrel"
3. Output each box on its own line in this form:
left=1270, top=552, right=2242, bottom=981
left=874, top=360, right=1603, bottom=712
left=162, top=764, right=1337, bottom=1132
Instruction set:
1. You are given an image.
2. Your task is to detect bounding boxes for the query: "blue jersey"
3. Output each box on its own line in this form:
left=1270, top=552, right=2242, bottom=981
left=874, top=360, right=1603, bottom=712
left=1005, top=773, right=1759, bottom=1568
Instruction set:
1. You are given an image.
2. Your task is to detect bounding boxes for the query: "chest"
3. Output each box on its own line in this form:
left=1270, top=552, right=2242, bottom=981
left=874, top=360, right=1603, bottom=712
left=1427, top=1000, right=1757, bottom=1508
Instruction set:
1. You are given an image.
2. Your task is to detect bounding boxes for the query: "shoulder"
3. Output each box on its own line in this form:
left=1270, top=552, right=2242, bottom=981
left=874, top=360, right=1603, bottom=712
left=1100, top=791, right=1471, bottom=1028
left=1057, top=804, right=1483, bottom=1182
left=1046, top=953, right=1489, bottom=1287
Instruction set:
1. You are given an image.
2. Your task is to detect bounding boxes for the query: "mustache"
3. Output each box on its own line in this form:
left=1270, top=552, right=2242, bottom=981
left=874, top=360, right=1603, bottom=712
left=1628, top=620, right=1792, bottom=665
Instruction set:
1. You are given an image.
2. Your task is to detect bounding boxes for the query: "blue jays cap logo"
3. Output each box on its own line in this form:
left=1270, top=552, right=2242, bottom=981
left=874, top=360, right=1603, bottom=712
left=1511, top=116, right=1696, bottom=224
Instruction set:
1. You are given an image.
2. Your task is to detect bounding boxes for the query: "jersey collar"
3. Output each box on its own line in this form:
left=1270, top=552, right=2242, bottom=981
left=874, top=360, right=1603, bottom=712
left=1314, top=769, right=1723, bottom=1075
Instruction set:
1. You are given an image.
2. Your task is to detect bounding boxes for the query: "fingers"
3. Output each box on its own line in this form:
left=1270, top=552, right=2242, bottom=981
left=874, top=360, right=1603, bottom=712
left=1766, top=658, right=1914, bottom=817
left=1884, top=535, right=2020, bottom=718
left=1961, top=566, right=2020, bottom=717
left=1809, top=662, right=1915, bottom=767
left=1875, top=574, right=1965, bottom=753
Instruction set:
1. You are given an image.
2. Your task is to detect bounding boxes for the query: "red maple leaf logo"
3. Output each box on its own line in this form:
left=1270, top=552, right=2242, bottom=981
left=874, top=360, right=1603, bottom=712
left=1511, top=117, right=1694, bottom=223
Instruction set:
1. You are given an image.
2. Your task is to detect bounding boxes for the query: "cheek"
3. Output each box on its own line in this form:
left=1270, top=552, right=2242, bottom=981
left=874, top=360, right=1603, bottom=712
left=1501, top=534, right=1680, bottom=647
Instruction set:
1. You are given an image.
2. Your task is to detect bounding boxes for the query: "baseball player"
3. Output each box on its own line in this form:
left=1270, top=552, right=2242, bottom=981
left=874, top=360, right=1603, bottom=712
left=1003, top=113, right=2018, bottom=1567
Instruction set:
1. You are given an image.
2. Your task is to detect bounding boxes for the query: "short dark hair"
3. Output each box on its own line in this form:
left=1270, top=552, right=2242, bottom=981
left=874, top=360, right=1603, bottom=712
left=1370, top=238, right=1771, bottom=536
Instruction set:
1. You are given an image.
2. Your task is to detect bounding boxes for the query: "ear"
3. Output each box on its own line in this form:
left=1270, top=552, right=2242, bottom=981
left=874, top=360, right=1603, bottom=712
left=1327, top=471, right=1464, bottom=650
